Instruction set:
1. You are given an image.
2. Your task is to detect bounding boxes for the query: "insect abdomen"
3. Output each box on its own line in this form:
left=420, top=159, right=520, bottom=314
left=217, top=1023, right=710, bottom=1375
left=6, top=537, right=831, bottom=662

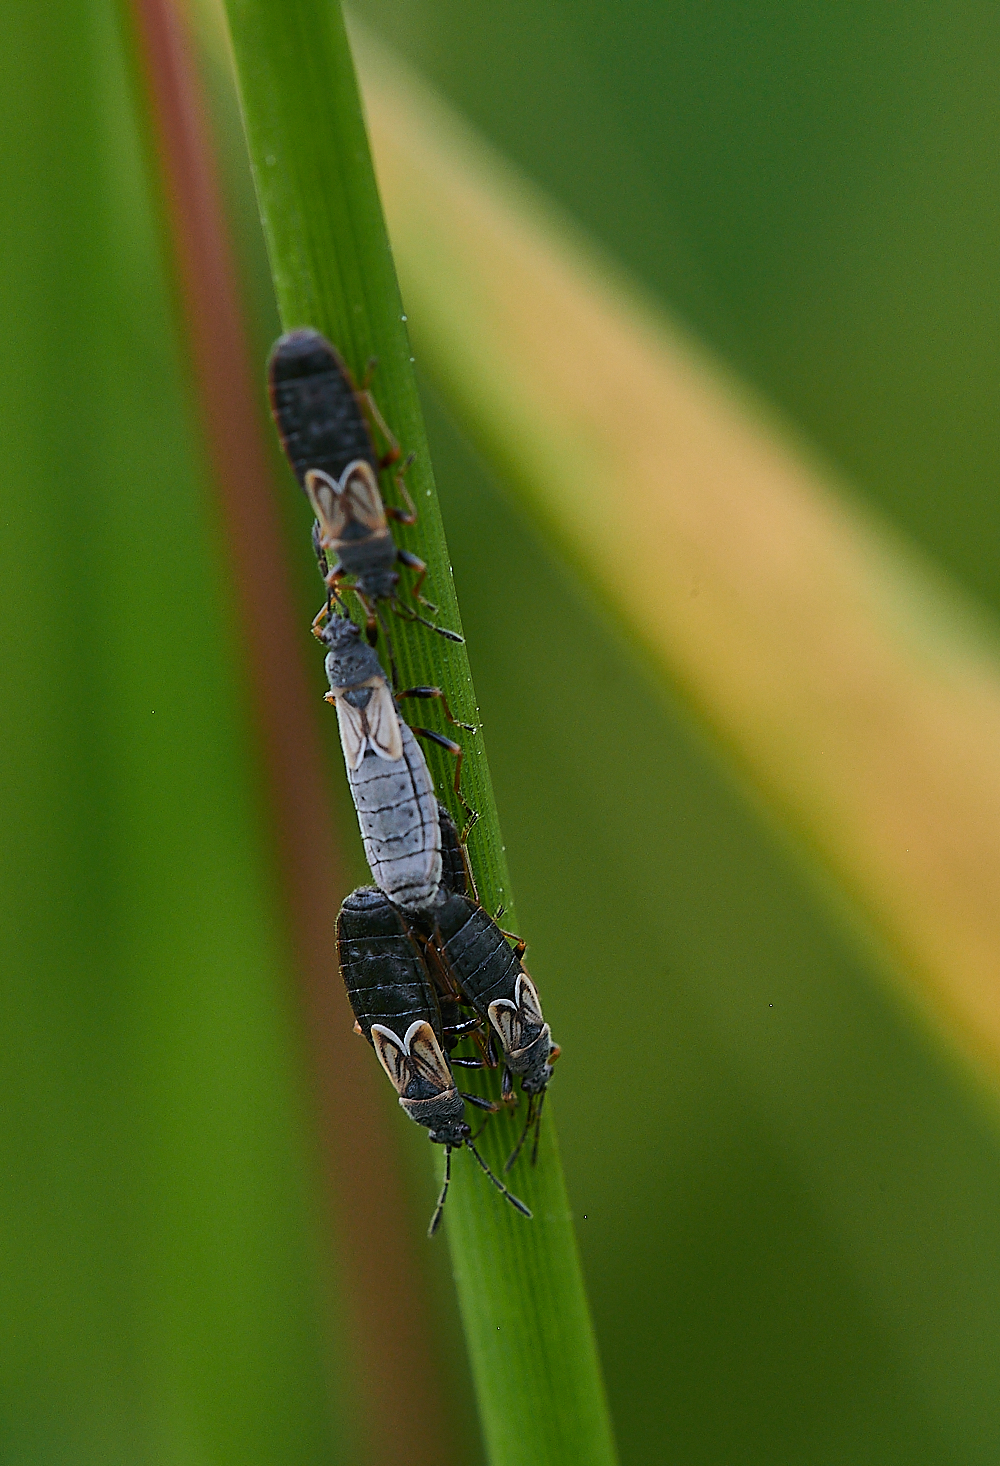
left=436, top=803, right=468, bottom=897
left=268, top=329, right=377, bottom=485
left=434, top=894, right=520, bottom=1011
left=347, top=722, right=442, bottom=911
left=337, top=886, right=440, bottom=1042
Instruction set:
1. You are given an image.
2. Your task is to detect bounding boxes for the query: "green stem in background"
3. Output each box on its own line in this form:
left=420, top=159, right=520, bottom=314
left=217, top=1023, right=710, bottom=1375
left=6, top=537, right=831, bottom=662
left=221, top=2, right=618, bottom=1463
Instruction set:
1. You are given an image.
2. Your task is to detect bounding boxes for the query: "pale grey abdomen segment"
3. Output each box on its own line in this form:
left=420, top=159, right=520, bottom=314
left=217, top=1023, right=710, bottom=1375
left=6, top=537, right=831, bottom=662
left=347, top=720, right=442, bottom=911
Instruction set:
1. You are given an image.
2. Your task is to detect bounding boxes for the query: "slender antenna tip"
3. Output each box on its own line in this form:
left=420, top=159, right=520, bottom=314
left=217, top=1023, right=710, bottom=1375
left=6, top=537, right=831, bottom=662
left=467, top=1140, right=533, bottom=1220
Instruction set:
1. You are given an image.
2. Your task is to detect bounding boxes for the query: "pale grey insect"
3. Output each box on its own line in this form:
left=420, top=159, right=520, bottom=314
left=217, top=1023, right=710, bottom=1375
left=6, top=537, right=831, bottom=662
left=321, top=612, right=443, bottom=912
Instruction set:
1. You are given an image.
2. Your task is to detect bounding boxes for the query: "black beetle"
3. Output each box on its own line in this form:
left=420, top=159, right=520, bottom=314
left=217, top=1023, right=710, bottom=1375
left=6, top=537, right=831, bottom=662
left=337, top=885, right=531, bottom=1233
left=268, top=328, right=460, bottom=648
left=421, top=808, right=560, bottom=1169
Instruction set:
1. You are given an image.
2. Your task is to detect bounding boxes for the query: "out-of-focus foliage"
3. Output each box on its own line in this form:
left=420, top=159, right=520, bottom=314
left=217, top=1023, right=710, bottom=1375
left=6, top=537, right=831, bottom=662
left=7, top=0, right=1000, bottom=1462
left=425, top=389, right=1000, bottom=1465
left=345, top=2, right=1000, bottom=1462
left=354, top=0, right=1000, bottom=622
left=0, top=2, right=342, bottom=1460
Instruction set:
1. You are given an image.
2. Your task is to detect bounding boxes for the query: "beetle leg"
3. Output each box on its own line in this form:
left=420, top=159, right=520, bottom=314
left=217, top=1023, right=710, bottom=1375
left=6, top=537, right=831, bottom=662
left=394, top=545, right=444, bottom=617
left=358, top=385, right=401, bottom=463
left=391, top=595, right=464, bottom=644
left=346, top=359, right=417, bottom=519
left=311, top=520, right=329, bottom=578
left=395, top=548, right=431, bottom=605
left=442, top=1015, right=482, bottom=1037
left=497, top=1066, right=518, bottom=1112
left=409, top=726, right=478, bottom=837
left=396, top=684, right=477, bottom=733
left=385, top=455, right=418, bottom=525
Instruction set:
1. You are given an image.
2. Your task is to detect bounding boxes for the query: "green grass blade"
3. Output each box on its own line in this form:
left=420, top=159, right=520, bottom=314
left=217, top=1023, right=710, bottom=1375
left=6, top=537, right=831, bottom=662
left=221, top=2, right=618, bottom=1462
left=0, top=0, right=343, bottom=1457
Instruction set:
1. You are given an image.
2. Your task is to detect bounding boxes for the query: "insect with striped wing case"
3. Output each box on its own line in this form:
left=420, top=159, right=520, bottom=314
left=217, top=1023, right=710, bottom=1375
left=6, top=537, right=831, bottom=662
left=320, top=612, right=476, bottom=912
left=268, top=328, right=461, bottom=648
left=420, top=807, right=560, bottom=1171
left=337, top=885, right=531, bottom=1234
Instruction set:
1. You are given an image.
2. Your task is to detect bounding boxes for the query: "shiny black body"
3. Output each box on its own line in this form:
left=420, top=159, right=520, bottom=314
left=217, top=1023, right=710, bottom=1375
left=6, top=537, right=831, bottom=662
left=338, top=883, right=466, bottom=1044
left=436, top=799, right=470, bottom=899
left=427, top=811, right=558, bottom=1102
left=268, top=328, right=378, bottom=486
left=433, top=896, right=523, bottom=1018
left=268, top=329, right=463, bottom=646
left=338, top=885, right=444, bottom=1048
left=336, top=884, right=532, bottom=1231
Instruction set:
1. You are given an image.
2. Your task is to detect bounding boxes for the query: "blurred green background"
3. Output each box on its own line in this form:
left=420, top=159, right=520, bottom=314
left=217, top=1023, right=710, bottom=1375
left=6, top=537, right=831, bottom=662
left=5, top=0, right=1000, bottom=1462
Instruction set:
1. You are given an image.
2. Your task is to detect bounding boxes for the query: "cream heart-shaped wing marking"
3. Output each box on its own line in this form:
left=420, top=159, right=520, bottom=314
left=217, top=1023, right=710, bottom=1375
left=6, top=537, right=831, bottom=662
left=487, top=996, right=521, bottom=1051
left=364, top=679, right=404, bottom=761
left=340, top=460, right=388, bottom=533
left=304, top=467, right=349, bottom=544
left=514, top=973, right=544, bottom=1027
left=404, top=1020, right=455, bottom=1093
left=332, top=694, right=368, bottom=770
left=371, top=1024, right=412, bottom=1094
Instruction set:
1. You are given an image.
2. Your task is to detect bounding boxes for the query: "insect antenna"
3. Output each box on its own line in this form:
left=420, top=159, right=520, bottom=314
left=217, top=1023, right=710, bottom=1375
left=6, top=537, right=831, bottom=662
left=428, top=1145, right=452, bottom=1237
left=505, top=1089, right=548, bottom=1173
left=504, top=1093, right=535, bottom=1174
left=530, top=1090, right=547, bottom=1167
left=466, top=1140, right=532, bottom=1219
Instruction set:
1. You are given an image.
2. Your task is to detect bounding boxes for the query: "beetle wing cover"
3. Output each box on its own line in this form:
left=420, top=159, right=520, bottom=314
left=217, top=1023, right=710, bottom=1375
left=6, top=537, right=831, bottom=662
left=333, top=695, right=368, bottom=770
left=489, top=977, right=544, bottom=1051
left=404, top=1020, right=454, bottom=1093
left=371, top=1024, right=411, bottom=1094
left=487, top=996, right=521, bottom=1051
left=304, top=468, right=350, bottom=543
left=515, top=973, right=545, bottom=1026
left=364, top=680, right=404, bottom=761
left=341, top=460, right=389, bottom=532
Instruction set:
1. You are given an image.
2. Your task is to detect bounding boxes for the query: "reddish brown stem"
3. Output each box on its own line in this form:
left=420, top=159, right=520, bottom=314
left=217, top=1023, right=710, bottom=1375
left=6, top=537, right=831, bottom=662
left=127, top=4, right=452, bottom=1462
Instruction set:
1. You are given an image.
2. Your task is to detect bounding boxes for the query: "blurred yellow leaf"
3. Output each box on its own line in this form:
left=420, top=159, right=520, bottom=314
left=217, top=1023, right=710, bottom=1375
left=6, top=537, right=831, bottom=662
left=359, top=33, right=1000, bottom=1085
